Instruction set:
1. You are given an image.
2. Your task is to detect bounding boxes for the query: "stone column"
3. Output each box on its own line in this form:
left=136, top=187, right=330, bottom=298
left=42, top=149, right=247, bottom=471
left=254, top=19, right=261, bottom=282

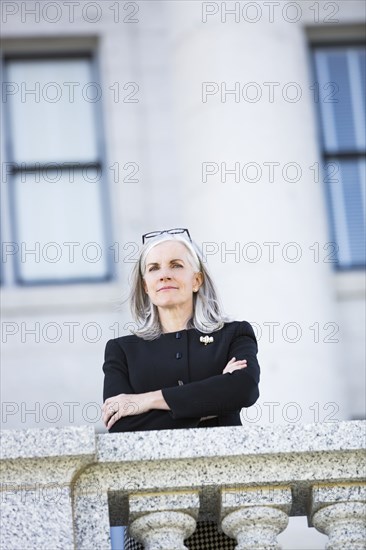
left=311, top=484, right=366, bottom=549
left=220, top=486, right=291, bottom=550
left=128, top=491, right=199, bottom=550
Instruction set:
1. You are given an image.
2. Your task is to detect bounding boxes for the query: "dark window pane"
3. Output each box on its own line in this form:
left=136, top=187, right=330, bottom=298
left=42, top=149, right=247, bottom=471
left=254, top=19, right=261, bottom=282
left=326, top=159, right=365, bottom=268
left=327, top=52, right=356, bottom=152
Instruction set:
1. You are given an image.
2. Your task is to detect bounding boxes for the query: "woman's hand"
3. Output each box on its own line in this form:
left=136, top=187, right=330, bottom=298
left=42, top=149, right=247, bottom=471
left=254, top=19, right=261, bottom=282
left=222, top=357, right=247, bottom=374
left=102, top=390, right=170, bottom=430
left=102, top=393, right=151, bottom=429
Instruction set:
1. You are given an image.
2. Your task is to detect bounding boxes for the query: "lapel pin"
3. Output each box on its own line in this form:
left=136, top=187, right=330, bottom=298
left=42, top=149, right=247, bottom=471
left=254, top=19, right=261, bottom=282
left=200, top=336, right=214, bottom=345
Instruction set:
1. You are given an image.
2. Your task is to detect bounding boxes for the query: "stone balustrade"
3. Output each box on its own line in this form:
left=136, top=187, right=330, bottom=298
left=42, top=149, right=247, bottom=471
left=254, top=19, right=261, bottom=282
left=1, top=421, right=365, bottom=549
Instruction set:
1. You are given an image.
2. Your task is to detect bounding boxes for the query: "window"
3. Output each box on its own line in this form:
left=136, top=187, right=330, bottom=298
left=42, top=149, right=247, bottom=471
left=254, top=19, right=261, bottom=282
left=312, top=45, right=365, bottom=269
left=2, top=53, right=113, bottom=284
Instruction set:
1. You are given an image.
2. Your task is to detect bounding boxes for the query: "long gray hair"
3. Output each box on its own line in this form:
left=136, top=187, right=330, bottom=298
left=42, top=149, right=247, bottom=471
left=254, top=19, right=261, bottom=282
left=129, top=234, right=229, bottom=340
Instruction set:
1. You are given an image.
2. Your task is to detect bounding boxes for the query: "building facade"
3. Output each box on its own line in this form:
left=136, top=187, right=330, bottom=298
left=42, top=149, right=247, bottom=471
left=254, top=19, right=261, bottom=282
left=1, top=1, right=365, bottom=548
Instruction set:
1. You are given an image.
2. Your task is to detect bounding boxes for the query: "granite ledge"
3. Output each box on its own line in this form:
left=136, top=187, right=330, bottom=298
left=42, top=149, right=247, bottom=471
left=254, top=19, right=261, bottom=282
left=1, top=421, right=364, bottom=463
left=0, top=425, right=96, bottom=460
left=96, top=421, right=366, bottom=462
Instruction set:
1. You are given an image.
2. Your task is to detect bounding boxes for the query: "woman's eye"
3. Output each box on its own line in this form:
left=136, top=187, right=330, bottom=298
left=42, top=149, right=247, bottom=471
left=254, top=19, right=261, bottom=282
left=148, top=266, right=158, bottom=271
left=172, top=264, right=183, bottom=268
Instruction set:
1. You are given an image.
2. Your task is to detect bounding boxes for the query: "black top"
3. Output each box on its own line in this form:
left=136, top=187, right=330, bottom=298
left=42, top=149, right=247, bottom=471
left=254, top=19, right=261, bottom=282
left=102, top=320, right=260, bottom=432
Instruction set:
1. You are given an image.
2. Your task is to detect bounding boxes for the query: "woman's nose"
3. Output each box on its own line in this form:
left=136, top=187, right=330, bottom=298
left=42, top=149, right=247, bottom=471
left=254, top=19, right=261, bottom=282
left=159, top=269, right=172, bottom=280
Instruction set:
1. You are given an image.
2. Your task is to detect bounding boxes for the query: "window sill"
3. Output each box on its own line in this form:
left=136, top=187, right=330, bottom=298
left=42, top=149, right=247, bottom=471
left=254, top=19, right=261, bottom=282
left=334, top=270, right=366, bottom=300
left=1, top=282, right=125, bottom=314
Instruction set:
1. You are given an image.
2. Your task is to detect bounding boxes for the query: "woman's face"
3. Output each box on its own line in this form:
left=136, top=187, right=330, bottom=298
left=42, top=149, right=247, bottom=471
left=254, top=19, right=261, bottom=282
left=142, top=241, right=203, bottom=311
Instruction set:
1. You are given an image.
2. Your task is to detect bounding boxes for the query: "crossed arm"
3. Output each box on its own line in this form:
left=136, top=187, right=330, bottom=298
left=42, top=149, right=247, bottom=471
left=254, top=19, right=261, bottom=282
left=102, top=356, right=247, bottom=430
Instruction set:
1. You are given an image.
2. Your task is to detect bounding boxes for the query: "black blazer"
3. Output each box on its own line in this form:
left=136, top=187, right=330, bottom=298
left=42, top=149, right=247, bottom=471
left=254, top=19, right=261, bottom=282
left=102, top=320, right=260, bottom=432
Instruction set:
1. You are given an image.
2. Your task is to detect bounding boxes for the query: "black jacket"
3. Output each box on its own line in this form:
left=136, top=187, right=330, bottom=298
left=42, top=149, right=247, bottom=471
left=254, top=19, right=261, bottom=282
left=102, top=320, right=260, bottom=432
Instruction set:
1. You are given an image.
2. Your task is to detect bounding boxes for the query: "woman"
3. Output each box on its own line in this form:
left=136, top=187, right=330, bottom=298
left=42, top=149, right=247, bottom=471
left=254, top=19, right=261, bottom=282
left=102, top=228, right=260, bottom=549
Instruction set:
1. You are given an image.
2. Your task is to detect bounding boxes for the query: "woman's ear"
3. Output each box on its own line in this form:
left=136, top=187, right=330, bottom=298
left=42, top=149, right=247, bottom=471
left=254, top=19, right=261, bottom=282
left=193, top=272, right=203, bottom=292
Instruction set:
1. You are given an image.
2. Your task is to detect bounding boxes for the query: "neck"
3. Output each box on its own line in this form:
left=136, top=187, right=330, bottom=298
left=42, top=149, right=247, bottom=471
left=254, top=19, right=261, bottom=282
left=158, top=305, right=193, bottom=334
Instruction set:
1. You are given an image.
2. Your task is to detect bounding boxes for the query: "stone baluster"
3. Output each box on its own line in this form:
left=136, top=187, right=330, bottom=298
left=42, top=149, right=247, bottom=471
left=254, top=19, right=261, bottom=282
left=220, top=486, right=291, bottom=549
left=311, top=483, right=366, bottom=549
left=128, top=491, right=199, bottom=550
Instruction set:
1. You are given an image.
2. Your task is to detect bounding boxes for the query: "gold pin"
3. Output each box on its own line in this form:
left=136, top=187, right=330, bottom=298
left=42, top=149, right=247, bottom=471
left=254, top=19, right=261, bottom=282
left=200, top=336, right=214, bottom=345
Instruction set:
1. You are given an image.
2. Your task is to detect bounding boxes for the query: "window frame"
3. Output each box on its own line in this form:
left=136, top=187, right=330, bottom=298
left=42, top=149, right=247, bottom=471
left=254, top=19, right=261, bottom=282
left=309, top=39, right=366, bottom=271
left=1, top=49, right=115, bottom=286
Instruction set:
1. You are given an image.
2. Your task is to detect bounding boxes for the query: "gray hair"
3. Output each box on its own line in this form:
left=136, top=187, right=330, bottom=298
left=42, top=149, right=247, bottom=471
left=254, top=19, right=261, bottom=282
left=128, top=234, right=229, bottom=340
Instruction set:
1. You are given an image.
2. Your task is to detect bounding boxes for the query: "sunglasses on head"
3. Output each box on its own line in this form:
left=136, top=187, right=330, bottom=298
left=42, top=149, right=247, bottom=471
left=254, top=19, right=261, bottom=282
left=142, top=228, right=192, bottom=244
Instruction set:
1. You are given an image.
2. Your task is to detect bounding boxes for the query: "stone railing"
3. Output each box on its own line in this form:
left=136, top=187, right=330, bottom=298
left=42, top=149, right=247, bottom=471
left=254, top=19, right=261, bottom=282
left=1, top=421, right=365, bottom=549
